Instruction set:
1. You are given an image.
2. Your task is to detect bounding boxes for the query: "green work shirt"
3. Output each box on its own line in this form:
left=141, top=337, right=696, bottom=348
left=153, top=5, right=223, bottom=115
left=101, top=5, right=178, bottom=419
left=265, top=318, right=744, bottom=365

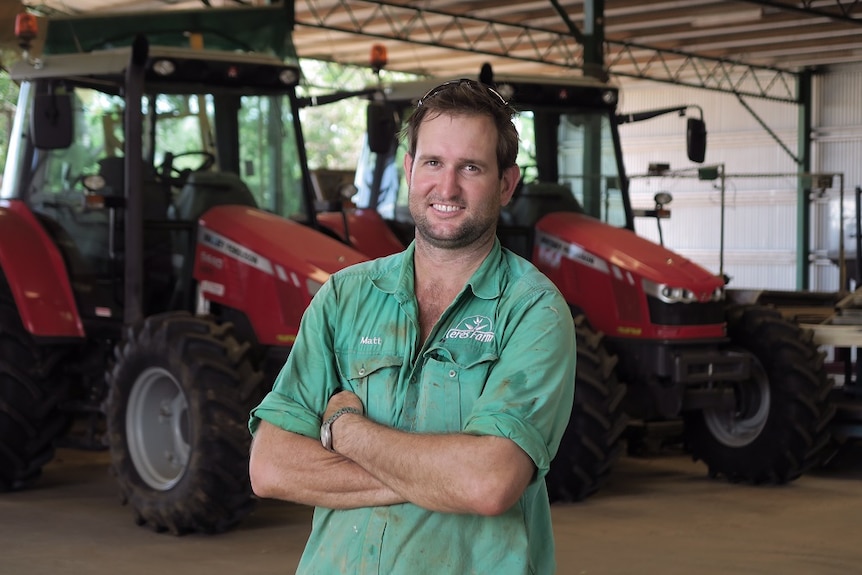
left=250, top=239, right=576, bottom=575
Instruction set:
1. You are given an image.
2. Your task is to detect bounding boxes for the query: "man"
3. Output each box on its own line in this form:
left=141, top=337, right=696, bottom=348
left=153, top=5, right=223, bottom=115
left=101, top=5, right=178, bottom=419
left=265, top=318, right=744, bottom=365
left=248, top=78, right=576, bottom=574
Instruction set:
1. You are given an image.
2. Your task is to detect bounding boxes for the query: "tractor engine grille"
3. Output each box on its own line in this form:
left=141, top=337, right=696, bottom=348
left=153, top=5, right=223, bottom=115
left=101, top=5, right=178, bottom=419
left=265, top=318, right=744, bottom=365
left=646, top=296, right=725, bottom=326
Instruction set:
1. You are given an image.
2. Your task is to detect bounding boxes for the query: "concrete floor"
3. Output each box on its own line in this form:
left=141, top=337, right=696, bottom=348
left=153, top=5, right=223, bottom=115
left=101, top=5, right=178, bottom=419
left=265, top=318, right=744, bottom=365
left=2, top=445, right=861, bottom=575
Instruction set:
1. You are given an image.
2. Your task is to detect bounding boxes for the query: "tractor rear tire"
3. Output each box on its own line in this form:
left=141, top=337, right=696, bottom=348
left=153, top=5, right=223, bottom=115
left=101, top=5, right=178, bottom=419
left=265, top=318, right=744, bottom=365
left=0, top=290, right=71, bottom=491
left=684, top=304, right=834, bottom=484
left=105, top=312, right=265, bottom=535
left=546, top=314, right=627, bottom=502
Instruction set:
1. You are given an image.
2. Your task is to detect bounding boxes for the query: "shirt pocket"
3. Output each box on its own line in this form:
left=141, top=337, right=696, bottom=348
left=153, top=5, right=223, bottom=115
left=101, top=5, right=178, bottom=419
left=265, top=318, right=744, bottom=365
left=415, top=349, right=498, bottom=434
left=336, top=353, right=404, bottom=423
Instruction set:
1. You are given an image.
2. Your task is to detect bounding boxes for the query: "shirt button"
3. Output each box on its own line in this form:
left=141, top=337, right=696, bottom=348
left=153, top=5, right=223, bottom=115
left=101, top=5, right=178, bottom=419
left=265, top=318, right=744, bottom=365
left=358, top=368, right=366, bottom=376
left=449, top=370, right=456, bottom=378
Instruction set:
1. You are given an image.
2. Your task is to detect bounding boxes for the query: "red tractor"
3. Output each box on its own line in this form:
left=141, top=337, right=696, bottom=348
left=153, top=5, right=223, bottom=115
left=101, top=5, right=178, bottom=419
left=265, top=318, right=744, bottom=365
left=0, top=7, right=399, bottom=534
left=351, top=70, right=835, bottom=501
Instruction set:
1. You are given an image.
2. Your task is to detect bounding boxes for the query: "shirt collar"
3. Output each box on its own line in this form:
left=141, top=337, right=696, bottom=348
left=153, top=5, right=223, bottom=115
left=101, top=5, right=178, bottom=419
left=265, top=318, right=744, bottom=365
left=465, top=238, right=504, bottom=300
left=370, top=239, right=504, bottom=301
left=370, top=242, right=415, bottom=298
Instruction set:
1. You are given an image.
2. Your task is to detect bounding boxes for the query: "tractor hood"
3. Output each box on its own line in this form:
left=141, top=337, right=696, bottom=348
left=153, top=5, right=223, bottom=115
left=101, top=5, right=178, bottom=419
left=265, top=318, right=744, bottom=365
left=199, top=205, right=368, bottom=284
left=538, top=211, right=724, bottom=292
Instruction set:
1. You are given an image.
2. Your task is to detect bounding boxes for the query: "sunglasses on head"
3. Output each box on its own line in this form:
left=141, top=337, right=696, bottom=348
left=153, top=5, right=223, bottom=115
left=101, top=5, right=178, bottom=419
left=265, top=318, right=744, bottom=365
left=416, top=78, right=509, bottom=108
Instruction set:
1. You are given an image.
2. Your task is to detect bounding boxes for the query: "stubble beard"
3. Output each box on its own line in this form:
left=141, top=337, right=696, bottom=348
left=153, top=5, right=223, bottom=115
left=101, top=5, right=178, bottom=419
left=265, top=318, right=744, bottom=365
left=410, top=200, right=499, bottom=250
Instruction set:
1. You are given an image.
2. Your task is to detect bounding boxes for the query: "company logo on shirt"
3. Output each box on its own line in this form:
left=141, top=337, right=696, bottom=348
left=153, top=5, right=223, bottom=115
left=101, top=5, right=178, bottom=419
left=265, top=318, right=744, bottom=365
left=445, top=315, right=495, bottom=343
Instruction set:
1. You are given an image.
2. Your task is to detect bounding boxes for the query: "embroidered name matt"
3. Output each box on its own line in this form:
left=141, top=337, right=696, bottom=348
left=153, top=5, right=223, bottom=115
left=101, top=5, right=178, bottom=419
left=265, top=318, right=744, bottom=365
left=360, top=336, right=382, bottom=345
left=445, top=315, right=495, bottom=343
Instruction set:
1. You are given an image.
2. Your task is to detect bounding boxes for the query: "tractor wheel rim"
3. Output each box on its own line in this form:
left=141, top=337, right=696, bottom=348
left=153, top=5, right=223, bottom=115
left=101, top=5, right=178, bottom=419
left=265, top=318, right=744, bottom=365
left=126, top=366, right=190, bottom=490
left=702, top=359, right=771, bottom=448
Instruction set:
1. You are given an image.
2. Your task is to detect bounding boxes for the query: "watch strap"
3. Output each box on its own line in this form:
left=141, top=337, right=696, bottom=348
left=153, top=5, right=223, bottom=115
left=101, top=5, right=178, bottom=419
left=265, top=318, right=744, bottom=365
left=321, top=406, right=361, bottom=452
left=324, top=406, right=361, bottom=427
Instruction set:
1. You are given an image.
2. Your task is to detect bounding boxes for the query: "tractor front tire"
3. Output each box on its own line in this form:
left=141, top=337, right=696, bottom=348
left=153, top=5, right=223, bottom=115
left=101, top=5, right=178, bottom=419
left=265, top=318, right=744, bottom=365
left=105, top=312, right=265, bottom=535
left=0, top=292, right=71, bottom=491
left=684, top=304, right=834, bottom=484
left=546, top=314, right=627, bottom=502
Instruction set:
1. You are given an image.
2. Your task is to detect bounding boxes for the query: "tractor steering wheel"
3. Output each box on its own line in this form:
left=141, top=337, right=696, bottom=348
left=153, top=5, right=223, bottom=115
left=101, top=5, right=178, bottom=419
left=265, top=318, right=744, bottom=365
left=158, top=151, right=217, bottom=188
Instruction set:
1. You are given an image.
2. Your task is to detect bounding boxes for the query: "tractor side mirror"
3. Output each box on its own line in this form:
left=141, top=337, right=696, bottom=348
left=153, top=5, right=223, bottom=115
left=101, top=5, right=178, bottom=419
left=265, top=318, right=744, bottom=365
left=686, top=117, right=707, bottom=163
left=31, top=85, right=73, bottom=150
left=367, top=101, right=397, bottom=155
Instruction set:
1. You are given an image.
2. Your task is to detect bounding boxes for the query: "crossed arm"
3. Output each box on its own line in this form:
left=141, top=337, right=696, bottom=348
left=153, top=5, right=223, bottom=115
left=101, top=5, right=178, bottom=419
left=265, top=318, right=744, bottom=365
left=248, top=390, right=535, bottom=516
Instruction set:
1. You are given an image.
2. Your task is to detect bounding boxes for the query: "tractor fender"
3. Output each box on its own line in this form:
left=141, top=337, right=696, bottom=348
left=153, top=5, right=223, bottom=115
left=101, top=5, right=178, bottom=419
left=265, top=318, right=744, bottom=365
left=0, top=200, right=84, bottom=338
left=316, top=208, right=405, bottom=259
left=195, top=205, right=370, bottom=346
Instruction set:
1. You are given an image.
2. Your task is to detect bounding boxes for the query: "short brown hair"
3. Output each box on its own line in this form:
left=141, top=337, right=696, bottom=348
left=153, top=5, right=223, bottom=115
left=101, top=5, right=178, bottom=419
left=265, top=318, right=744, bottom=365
left=403, top=79, right=519, bottom=178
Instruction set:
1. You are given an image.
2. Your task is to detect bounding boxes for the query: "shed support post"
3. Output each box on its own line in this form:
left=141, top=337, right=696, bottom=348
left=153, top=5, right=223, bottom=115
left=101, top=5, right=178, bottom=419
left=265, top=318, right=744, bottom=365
left=797, top=69, right=813, bottom=290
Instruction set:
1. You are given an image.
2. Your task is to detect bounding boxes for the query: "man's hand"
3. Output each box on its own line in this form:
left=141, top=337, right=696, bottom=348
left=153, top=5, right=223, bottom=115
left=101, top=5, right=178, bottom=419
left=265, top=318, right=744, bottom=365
left=323, top=389, right=365, bottom=454
left=323, top=389, right=364, bottom=421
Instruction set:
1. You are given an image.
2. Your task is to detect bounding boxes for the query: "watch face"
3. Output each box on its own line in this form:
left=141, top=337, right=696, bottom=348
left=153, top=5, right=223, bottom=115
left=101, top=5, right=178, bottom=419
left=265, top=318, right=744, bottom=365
left=320, top=424, right=331, bottom=450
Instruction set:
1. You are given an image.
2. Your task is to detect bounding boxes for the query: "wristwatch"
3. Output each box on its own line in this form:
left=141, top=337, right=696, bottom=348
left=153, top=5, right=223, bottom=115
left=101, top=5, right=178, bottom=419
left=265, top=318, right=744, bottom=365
left=320, top=406, right=361, bottom=452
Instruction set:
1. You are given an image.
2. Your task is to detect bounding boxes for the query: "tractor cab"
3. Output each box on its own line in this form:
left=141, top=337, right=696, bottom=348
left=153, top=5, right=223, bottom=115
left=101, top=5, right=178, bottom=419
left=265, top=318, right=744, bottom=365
left=3, top=41, right=311, bottom=326
left=357, top=70, right=707, bottom=261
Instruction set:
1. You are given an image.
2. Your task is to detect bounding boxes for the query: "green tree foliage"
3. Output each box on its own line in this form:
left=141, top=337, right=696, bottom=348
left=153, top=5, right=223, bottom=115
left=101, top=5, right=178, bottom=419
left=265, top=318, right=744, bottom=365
left=0, top=55, right=416, bottom=179
left=1, top=50, right=20, bottom=170
left=298, top=59, right=418, bottom=171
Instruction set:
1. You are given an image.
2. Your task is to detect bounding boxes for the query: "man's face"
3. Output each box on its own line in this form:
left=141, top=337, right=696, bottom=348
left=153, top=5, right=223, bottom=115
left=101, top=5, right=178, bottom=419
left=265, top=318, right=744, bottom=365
left=404, top=113, right=518, bottom=251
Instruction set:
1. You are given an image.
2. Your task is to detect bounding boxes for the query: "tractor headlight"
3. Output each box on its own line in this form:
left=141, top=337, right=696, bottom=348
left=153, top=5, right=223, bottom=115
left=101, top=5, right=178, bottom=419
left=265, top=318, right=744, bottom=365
left=645, top=280, right=698, bottom=304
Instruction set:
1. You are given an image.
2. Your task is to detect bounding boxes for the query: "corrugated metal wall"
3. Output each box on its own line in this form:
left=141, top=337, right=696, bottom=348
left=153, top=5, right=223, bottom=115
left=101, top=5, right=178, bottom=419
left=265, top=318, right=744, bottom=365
left=617, top=67, right=862, bottom=293
left=814, top=64, right=862, bottom=291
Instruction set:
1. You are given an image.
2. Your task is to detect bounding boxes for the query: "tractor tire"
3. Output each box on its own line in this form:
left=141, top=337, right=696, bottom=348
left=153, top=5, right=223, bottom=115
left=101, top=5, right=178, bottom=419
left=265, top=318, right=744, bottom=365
left=546, top=314, right=627, bottom=502
left=105, top=312, right=265, bottom=535
left=0, top=287, right=71, bottom=491
left=684, top=303, right=834, bottom=484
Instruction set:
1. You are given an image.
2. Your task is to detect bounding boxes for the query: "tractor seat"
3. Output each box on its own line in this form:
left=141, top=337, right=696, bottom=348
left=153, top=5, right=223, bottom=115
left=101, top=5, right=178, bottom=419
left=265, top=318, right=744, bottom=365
left=502, top=182, right=584, bottom=228
left=171, top=171, right=257, bottom=222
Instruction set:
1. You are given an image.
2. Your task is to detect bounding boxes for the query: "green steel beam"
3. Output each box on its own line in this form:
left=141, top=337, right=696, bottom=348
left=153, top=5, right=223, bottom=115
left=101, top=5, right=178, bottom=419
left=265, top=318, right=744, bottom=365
left=581, top=0, right=605, bottom=81
left=796, top=69, right=813, bottom=290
